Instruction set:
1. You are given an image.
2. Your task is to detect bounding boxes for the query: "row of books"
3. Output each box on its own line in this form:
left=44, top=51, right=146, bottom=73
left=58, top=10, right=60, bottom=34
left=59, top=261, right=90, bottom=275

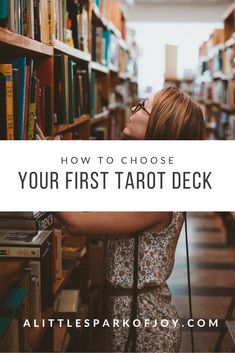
left=54, top=54, right=89, bottom=124
left=55, top=0, right=89, bottom=52
left=92, top=0, right=126, bottom=39
left=0, top=0, right=127, bottom=47
left=0, top=0, right=53, bottom=44
left=203, top=105, right=235, bottom=140
left=0, top=58, right=52, bottom=140
left=195, top=80, right=235, bottom=107
left=200, top=47, right=235, bottom=77
left=92, top=24, right=110, bottom=66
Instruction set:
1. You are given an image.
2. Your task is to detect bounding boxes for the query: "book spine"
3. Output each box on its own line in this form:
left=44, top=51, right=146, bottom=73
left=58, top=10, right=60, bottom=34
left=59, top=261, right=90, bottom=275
left=33, top=0, right=41, bottom=41
left=27, top=0, right=35, bottom=39
left=8, top=0, right=15, bottom=31
left=27, top=74, right=37, bottom=139
left=64, top=55, right=69, bottom=123
left=0, top=73, right=7, bottom=139
left=12, top=69, right=20, bottom=140
left=48, top=0, right=55, bottom=45
left=0, top=246, right=40, bottom=258
left=52, top=229, right=62, bottom=281
left=0, top=64, right=14, bottom=140
left=68, top=60, right=75, bottom=123
left=0, top=0, right=8, bottom=26
left=23, top=64, right=30, bottom=140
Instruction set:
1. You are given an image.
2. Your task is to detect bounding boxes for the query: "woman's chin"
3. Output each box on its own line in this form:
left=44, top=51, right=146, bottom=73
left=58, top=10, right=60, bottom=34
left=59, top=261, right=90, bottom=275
left=123, top=126, right=130, bottom=137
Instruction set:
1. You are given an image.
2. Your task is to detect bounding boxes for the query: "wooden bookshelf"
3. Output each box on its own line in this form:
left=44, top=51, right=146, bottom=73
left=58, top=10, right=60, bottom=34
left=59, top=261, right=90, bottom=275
left=0, top=0, right=138, bottom=141
left=91, top=111, right=109, bottom=124
left=92, top=3, right=108, bottom=28
left=53, top=115, right=90, bottom=135
left=194, top=3, right=235, bottom=140
left=109, top=63, right=119, bottom=73
left=0, top=28, right=53, bottom=56
left=54, top=39, right=91, bottom=62
left=90, top=61, right=109, bottom=74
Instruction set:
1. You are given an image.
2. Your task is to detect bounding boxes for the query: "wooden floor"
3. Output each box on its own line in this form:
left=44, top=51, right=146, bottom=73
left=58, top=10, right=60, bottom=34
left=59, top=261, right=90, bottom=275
left=168, top=212, right=235, bottom=352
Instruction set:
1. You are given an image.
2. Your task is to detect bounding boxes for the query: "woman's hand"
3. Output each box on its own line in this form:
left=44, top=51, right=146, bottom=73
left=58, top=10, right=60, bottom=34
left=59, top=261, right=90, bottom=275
left=35, top=123, right=46, bottom=140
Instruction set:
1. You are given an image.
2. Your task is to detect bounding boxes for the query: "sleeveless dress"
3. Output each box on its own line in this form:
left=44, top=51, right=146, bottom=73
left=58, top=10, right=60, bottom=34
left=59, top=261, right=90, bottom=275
left=105, top=212, right=184, bottom=353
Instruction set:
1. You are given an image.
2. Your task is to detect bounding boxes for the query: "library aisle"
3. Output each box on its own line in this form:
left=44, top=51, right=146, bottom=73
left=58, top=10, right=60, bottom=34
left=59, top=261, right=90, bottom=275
left=169, top=212, right=235, bottom=352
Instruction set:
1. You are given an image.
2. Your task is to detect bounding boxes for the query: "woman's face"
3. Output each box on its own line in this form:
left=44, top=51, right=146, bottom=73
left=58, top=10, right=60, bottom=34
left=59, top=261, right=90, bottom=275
left=123, top=94, right=155, bottom=140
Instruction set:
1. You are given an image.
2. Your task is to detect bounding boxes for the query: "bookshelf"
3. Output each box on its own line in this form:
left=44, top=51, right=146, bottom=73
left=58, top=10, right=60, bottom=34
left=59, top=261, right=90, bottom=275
left=0, top=220, right=96, bottom=353
left=0, top=0, right=138, bottom=141
left=194, top=4, right=235, bottom=140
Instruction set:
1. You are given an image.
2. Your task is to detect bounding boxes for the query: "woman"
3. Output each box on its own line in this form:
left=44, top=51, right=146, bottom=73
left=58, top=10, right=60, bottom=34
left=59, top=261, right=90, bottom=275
left=37, top=86, right=205, bottom=352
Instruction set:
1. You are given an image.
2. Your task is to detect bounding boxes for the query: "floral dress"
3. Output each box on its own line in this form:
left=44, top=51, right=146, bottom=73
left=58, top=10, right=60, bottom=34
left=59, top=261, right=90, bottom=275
left=105, top=212, right=184, bottom=353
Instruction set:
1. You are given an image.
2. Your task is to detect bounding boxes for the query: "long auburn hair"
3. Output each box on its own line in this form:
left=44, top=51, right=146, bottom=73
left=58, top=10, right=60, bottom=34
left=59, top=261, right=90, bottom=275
left=145, top=86, right=205, bottom=140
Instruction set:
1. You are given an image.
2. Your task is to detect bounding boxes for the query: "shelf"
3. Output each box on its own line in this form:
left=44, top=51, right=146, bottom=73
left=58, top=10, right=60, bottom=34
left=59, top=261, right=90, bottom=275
left=90, top=111, right=109, bottom=124
left=109, top=63, right=119, bottom=73
left=54, top=39, right=91, bottom=62
left=130, top=76, right=138, bottom=84
left=92, top=4, right=108, bottom=28
left=220, top=103, right=235, bottom=113
left=203, top=100, right=219, bottom=107
left=224, top=35, right=235, bottom=48
left=53, top=115, right=90, bottom=135
left=0, top=28, right=53, bottom=56
left=108, top=21, right=121, bottom=39
left=108, top=102, right=121, bottom=111
left=119, top=38, right=129, bottom=52
left=90, top=61, right=109, bottom=74
left=213, top=71, right=229, bottom=80
left=29, top=307, right=53, bottom=352
left=0, top=259, right=29, bottom=299
left=119, top=72, right=131, bottom=80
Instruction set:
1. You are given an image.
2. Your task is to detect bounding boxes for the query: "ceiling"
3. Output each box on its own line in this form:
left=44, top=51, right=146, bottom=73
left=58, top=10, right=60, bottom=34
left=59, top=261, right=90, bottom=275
left=126, top=0, right=233, bottom=22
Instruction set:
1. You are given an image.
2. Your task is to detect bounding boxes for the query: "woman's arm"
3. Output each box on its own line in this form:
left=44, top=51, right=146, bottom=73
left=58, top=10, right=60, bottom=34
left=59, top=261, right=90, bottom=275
left=54, top=212, right=166, bottom=237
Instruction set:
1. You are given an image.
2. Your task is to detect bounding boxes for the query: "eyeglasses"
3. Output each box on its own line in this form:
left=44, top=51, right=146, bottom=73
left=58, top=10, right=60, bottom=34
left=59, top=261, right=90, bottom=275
left=131, top=99, right=151, bottom=116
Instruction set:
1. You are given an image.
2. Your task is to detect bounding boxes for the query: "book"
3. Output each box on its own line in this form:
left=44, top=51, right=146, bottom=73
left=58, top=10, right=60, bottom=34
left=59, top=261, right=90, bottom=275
left=12, top=69, right=20, bottom=140
left=27, top=72, right=38, bottom=140
left=54, top=289, right=80, bottom=315
left=31, top=274, right=41, bottom=322
left=35, top=57, right=53, bottom=136
left=33, top=0, right=41, bottom=41
left=12, top=57, right=27, bottom=140
left=0, top=72, right=7, bottom=140
left=54, top=54, right=68, bottom=123
left=0, top=212, right=54, bottom=231
left=0, top=230, right=52, bottom=258
left=0, top=0, right=8, bottom=27
left=78, top=5, right=88, bottom=52
left=52, top=229, right=63, bottom=281
left=0, top=64, right=14, bottom=140
left=68, top=60, right=75, bottom=123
